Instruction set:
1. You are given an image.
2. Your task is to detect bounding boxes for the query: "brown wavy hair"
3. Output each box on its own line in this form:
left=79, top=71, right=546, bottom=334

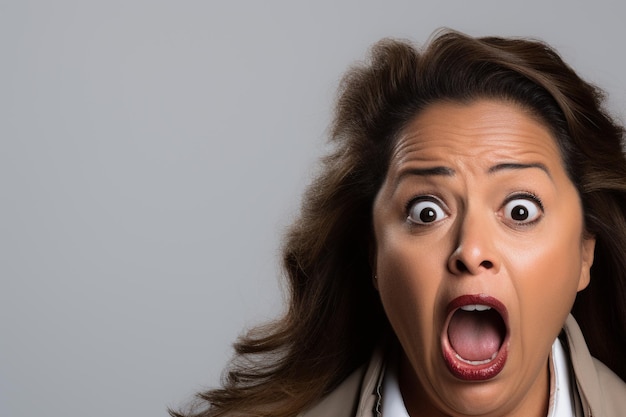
left=171, top=30, right=626, bottom=417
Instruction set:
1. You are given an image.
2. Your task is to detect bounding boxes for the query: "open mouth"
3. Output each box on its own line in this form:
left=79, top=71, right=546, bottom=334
left=442, top=294, right=509, bottom=381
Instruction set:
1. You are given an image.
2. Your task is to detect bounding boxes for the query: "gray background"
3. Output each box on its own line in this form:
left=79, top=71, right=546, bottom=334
left=1, top=1, right=625, bottom=416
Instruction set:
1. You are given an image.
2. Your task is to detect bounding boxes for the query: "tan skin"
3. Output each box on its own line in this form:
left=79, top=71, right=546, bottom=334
left=372, top=100, right=595, bottom=417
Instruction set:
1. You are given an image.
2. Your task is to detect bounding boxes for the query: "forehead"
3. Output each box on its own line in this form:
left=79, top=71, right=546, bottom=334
left=389, top=100, right=563, bottom=172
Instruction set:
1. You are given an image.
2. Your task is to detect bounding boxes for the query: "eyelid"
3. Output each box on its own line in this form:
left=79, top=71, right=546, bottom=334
left=501, top=192, right=544, bottom=226
left=503, top=191, right=544, bottom=211
left=405, top=195, right=449, bottom=225
left=404, top=195, right=447, bottom=214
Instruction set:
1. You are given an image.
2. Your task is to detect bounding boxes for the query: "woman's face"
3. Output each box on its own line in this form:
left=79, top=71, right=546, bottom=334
left=372, top=100, right=595, bottom=417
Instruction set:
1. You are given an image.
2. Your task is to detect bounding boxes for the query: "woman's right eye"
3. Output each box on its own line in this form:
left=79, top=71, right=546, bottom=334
left=406, top=198, right=448, bottom=225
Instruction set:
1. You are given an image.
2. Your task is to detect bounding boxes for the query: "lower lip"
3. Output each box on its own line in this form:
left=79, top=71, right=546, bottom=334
left=441, top=295, right=509, bottom=381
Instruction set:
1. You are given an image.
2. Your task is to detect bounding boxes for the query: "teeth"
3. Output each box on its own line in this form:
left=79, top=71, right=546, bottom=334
left=460, top=304, right=491, bottom=312
left=455, top=351, right=498, bottom=365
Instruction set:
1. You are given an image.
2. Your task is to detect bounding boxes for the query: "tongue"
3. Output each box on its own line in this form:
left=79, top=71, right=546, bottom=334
left=448, top=309, right=505, bottom=361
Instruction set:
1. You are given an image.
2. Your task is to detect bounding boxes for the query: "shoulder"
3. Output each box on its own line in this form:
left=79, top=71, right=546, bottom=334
left=298, top=365, right=366, bottom=417
left=300, top=347, right=386, bottom=417
left=563, top=315, right=626, bottom=417
left=590, top=358, right=626, bottom=417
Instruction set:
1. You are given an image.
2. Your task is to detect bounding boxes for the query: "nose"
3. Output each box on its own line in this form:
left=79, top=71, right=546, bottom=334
left=447, top=211, right=500, bottom=276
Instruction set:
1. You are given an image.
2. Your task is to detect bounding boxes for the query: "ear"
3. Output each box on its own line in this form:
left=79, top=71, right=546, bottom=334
left=577, top=234, right=596, bottom=292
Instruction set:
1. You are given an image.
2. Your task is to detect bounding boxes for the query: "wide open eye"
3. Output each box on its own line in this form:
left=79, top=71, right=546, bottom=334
left=503, top=196, right=542, bottom=224
left=407, top=197, right=447, bottom=225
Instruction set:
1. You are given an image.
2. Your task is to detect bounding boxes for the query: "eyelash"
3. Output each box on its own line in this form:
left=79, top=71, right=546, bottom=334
left=504, top=191, right=544, bottom=211
left=404, top=195, right=449, bottom=225
left=404, top=195, right=441, bottom=215
left=502, top=191, right=545, bottom=226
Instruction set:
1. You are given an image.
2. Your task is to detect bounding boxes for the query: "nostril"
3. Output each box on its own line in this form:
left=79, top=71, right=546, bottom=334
left=453, top=259, right=494, bottom=274
left=481, top=260, right=494, bottom=269
left=456, top=259, right=469, bottom=273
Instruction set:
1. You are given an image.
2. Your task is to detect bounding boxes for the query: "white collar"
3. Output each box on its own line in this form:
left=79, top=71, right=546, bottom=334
left=548, top=337, right=580, bottom=417
left=382, top=338, right=579, bottom=416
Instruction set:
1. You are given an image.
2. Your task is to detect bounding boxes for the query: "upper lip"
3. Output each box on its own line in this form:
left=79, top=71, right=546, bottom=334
left=446, top=294, right=508, bottom=321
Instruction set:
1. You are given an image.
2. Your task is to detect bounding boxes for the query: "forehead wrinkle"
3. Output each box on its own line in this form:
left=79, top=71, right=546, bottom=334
left=386, top=140, right=460, bottom=195
left=385, top=100, right=565, bottom=193
left=389, top=128, right=463, bottom=167
left=401, top=100, right=560, bottom=151
left=395, top=123, right=559, bottom=167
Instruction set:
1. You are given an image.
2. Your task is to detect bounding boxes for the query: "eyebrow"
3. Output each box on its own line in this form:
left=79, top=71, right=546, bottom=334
left=487, top=163, right=552, bottom=178
left=399, top=166, right=455, bottom=177
left=395, top=166, right=455, bottom=187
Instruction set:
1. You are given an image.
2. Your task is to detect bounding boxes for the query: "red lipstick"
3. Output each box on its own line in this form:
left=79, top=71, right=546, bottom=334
left=442, top=294, right=509, bottom=381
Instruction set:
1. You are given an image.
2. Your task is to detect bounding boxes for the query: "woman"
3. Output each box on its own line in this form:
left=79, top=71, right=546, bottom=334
left=172, top=30, right=626, bottom=416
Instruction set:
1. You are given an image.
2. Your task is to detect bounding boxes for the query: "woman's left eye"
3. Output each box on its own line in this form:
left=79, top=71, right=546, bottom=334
left=502, top=196, right=543, bottom=224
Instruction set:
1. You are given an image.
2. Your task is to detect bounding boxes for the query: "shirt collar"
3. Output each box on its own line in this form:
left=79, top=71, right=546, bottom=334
left=381, top=338, right=580, bottom=417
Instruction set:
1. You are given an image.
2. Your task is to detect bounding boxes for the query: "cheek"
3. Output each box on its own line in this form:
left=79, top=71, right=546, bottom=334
left=515, top=228, right=585, bottom=333
left=375, top=237, right=441, bottom=342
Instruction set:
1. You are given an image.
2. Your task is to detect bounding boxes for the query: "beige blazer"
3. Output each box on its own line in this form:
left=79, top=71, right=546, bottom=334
left=301, top=315, right=626, bottom=417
